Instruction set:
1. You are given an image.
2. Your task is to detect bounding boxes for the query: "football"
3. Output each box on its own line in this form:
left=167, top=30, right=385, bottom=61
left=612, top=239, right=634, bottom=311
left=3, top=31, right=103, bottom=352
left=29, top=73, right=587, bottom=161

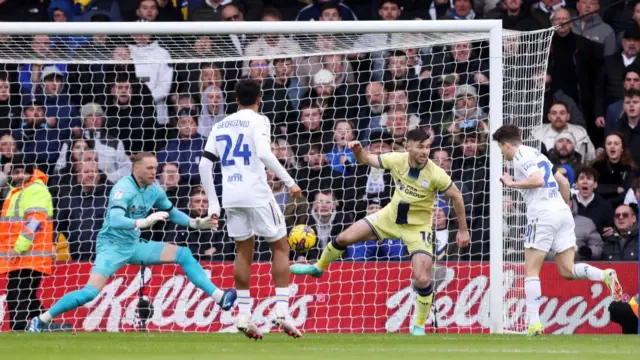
left=287, top=225, right=317, bottom=252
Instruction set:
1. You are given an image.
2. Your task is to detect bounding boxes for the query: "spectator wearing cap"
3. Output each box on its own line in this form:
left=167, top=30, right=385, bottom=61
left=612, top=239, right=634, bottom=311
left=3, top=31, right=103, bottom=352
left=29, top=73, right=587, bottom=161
left=592, top=132, right=637, bottom=209
left=55, top=157, right=111, bottom=261
left=267, top=169, right=309, bottom=232
left=595, top=28, right=640, bottom=130
left=345, top=197, right=407, bottom=261
left=535, top=101, right=595, bottom=163
left=55, top=103, right=131, bottom=184
left=602, top=203, right=639, bottom=261
left=445, top=84, right=489, bottom=139
left=613, top=89, right=640, bottom=164
left=572, top=167, right=615, bottom=235
left=35, top=65, right=80, bottom=140
left=547, top=131, right=584, bottom=174
left=604, top=67, right=640, bottom=137
left=296, top=0, right=357, bottom=21
left=18, top=36, right=66, bottom=96
left=549, top=8, right=602, bottom=123
left=568, top=198, right=604, bottom=261
left=306, top=69, right=346, bottom=120
left=198, top=85, right=225, bottom=137
left=157, top=108, right=206, bottom=185
left=572, top=0, right=616, bottom=56
left=12, top=96, right=60, bottom=174
left=128, top=33, right=173, bottom=125
left=486, top=0, right=544, bottom=31
left=262, top=57, right=300, bottom=135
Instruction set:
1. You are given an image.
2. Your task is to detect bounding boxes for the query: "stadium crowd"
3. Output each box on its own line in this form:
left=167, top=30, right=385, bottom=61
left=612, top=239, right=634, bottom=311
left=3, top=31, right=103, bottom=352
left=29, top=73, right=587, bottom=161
left=0, top=0, right=637, bottom=264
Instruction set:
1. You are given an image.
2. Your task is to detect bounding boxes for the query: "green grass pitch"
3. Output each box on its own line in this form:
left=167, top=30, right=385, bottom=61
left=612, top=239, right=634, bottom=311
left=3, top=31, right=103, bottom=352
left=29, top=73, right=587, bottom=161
left=1, top=333, right=639, bottom=360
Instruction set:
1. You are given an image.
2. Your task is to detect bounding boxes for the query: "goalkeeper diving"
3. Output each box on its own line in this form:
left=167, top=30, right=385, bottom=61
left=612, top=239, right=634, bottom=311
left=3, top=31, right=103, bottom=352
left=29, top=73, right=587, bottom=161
left=492, top=124, right=622, bottom=336
left=29, top=152, right=236, bottom=332
left=291, top=128, right=470, bottom=336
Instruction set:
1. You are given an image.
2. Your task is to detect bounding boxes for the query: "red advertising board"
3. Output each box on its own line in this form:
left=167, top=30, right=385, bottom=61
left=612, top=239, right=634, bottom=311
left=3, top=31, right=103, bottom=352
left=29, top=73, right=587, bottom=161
left=0, top=262, right=636, bottom=333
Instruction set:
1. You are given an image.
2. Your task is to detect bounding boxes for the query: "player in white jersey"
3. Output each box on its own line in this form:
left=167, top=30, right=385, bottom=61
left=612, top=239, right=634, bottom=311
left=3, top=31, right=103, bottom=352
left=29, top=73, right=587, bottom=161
left=492, top=125, right=623, bottom=336
left=199, top=79, right=303, bottom=340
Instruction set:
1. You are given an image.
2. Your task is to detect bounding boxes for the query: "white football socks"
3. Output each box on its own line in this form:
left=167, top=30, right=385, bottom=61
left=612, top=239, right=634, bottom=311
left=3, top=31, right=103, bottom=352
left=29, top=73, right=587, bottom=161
left=524, top=277, right=542, bottom=326
left=275, top=287, right=289, bottom=318
left=572, top=263, right=605, bottom=281
left=237, top=289, right=252, bottom=316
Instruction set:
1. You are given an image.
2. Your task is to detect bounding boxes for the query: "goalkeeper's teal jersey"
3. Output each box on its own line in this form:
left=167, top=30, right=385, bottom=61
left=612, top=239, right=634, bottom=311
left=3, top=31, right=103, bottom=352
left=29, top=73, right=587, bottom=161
left=97, top=175, right=173, bottom=245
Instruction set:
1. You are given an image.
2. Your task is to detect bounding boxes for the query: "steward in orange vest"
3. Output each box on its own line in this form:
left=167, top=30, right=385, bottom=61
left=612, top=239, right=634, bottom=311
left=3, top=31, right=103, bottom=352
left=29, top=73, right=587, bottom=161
left=0, top=154, right=53, bottom=331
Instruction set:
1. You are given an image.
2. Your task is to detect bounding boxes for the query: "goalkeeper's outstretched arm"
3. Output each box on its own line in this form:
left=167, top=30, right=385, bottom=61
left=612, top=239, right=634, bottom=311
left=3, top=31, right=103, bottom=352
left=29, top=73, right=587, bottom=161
left=347, top=141, right=383, bottom=168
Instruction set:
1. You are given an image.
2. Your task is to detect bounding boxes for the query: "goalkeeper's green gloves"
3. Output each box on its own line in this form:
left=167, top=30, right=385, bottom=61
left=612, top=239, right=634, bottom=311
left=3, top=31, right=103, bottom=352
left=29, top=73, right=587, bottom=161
left=189, top=215, right=218, bottom=230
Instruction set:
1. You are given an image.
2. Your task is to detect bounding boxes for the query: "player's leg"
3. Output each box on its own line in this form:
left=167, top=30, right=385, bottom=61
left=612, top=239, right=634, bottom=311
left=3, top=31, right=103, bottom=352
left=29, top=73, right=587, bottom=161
left=30, top=250, right=116, bottom=332
left=132, top=241, right=236, bottom=310
left=551, top=212, right=623, bottom=300
left=403, top=228, right=435, bottom=336
left=523, top=247, right=546, bottom=336
left=226, top=207, right=263, bottom=339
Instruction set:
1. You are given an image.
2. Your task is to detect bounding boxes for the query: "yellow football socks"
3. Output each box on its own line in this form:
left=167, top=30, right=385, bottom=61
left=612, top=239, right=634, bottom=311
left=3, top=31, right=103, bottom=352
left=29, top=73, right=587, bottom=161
left=316, top=239, right=346, bottom=271
left=415, top=285, right=434, bottom=327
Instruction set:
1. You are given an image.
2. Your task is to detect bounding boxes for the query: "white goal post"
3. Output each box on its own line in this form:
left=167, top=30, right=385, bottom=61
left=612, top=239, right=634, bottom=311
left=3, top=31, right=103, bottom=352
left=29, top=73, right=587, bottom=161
left=0, top=20, right=553, bottom=334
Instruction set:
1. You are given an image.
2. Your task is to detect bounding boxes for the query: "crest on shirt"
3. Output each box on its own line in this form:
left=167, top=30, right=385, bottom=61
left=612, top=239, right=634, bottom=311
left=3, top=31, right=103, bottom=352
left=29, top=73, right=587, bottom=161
left=397, top=179, right=405, bottom=191
left=113, top=189, right=124, bottom=200
left=421, top=180, right=430, bottom=188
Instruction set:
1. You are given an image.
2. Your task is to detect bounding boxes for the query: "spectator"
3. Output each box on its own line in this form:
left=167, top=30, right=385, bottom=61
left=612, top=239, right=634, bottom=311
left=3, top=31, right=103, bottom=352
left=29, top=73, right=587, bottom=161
left=50, top=138, right=91, bottom=194
left=0, top=0, right=48, bottom=22
left=356, top=130, right=394, bottom=208
left=345, top=198, right=406, bottom=261
left=271, top=138, right=298, bottom=170
left=18, top=35, right=66, bottom=96
left=134, top=0, right=182, bottom=22
left=262, top=57, right=300, bottom=134
left=538, top=70, right=587, bottom=129
left=613, top=88, right=640, bottom=164
left=604, top=67, right=640, bottom=137
left=157, top=186, right=234, bottom=260
left=289, top=100, right=329, bottom=155
left=356, top=81, right=386, bottom=135
left=66, top=34, right=115, bottom=106
left=0, top=134, right=16, bottom=189
left=104, top=74, right=159, bottom=153
left=442, top=0, right=479, bottom=19
left=56, top=159, right=111, bottom=261
left=433, top=199, right=459, bottom=260
left=246, top=59, right=270, bottom=86
left=595, top=28, right=640, bottom=131
left=592, top=132, right=637, bottom=208
left=623, top=177, right=640, bottom=205
left=47, top=0, right=89, bottom=53
left=295, top=144, right=343, bottom=197
left=187, top=0, right=228, bottom=21
left=36, top=65, right=80, bottom=140
left=128, top=34, right=173, bottom=125
left=531, top=0, right=575, bottom=28
left=549, top=8, right=602, bottom=123
left=319, top=2, right=342, bottom=21
left=306, top=69, right=349, bottom=120
left=380, top=87, right=421, bottom=132
left=486, top=0, right=543, bottom=31
left=12, top=96, right=60, bottom=174
left=76, top=0, right=123, bottom=22
left=0, top=72, right=20, bottom=131
left=546, top=132, right=584, bottom=173
left=268, top=169, right=308, bottom=231
left=384, top=109, right=411, bottom=148
left=56, top=103, right=131, bottom=184
left=296, top=0, right=357, bottom=21
left=216, top=3, right=251, bottom=98
left=243, top=9, right=303, bottom=77
left=569, top=199, right=604, bottom=261
left=157, top=108, right=206, bottom=185
left=198, top=85, right=225, bottom=137
left=602, top=204, right=639, bottom=261
left=572, top=0, right=616, bottom=56
left=430, top=41, right=489, bottom=89
left=572, top=167, right=615, bottom=235
left=534, top=101, right=595, bottom=163
left=156, top=162, right=190, bottom=211
left=301, top=190, right=353, bottom=260
left=431, top=147, right=473, bottom=218
left=326, top=120, right=355, bottom=176
left=421, top=74, right=458, bottom=130
left=445, top=85, right=489, bottom=139
left=298, top=52, right=357, bottom=93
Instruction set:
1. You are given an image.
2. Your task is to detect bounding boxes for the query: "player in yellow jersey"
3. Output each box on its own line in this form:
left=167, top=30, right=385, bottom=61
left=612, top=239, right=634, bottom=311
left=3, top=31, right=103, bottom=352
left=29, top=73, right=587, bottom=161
left=290, top=129, right=470, bottom=336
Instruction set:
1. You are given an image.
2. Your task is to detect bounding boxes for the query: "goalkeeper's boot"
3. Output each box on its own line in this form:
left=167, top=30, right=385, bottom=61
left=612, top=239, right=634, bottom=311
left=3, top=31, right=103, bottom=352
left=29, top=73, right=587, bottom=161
left=411, top=325, right=426, bottom=336
left=237, top=314, right=263, bottom=340
left=273, top=317, right=303, bottom=339
left=603, top=269, right=623, bottom=301
left=527, top=322, right=544, bottom=336
left=28, top=316, right=45, bottom=333
left=290, top=264, right=324, bottom=278
left=218, top=288, right=237, bottom=311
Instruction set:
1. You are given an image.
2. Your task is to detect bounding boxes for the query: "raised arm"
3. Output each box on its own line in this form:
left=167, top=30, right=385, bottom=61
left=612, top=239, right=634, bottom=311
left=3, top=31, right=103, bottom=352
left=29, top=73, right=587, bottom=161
left=348, top=141, right=384, bottom=169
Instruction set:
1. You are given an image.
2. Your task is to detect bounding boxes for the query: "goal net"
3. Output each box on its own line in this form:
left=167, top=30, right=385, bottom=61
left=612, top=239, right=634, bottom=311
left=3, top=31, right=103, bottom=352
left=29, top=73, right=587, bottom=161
left=0, top=21, right=554, bottom=334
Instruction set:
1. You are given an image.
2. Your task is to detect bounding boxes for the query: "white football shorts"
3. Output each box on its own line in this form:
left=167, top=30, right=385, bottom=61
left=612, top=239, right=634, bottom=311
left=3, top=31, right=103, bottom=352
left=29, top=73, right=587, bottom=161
left=225, top=200, right=287, bottom=242
left=523, top=209, right=577, bottom=254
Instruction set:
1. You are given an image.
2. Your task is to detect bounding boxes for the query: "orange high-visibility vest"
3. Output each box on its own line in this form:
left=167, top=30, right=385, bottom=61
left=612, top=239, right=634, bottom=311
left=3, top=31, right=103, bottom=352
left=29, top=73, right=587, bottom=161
left=0, top=170, right=54, bottom=275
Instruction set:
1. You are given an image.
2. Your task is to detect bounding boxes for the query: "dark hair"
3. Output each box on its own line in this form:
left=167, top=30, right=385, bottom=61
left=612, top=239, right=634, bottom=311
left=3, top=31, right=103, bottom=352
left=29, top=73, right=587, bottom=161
left=333, top=119, right=354, bottom=130
left=315, top=189, right=335, bottom=201
left=298, top=98, right=320, bottom=111
left=576, top=167, right=599, bottom=182
left=137, top=0, right=157, bottom=9
left=491, top=124, right=522, bottom=144
left=234, top=79, right=261, bottom=107
left=406, top=128, right=430, bottom=143
left=262, top=7, right=283, bottom=20
left=431, top=147, right=451, bottom=159
left=321, top=2, right=340, bottom=14
left=11, top=153, right=35, bottom=174
left=389, top=50, right=407, bottom=58
left=624, top=88, right=640, bottom=98
left=130, top=152, right=156, bottom=164
left=593, top=131, right=638, bottom=170
left=273, top=57, right=293, bottom=65
left=114, top=73, right=132, bottom=84
left=548, top=100, right=569, bottom=113
left=161, top=162, right=180, bottom=172
left=0, top=71, right=9, bottom=82
left=190, top=185, right=206, bottom=197
left=380, top=0, right=402, bottom=9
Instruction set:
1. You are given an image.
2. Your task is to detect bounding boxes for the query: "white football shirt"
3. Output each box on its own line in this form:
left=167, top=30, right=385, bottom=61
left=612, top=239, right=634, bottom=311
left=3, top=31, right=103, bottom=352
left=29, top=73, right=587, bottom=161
left=512, top=145, right=569, bottom=218
left=204, top=109, right=275, bottom=208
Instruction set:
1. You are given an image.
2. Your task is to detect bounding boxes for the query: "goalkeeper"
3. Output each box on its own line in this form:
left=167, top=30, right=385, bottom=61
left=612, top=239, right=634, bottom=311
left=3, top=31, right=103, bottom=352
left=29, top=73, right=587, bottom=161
left=291, top=129, right=470, bottom=336
left=29, top=152, right=236, bottom=332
